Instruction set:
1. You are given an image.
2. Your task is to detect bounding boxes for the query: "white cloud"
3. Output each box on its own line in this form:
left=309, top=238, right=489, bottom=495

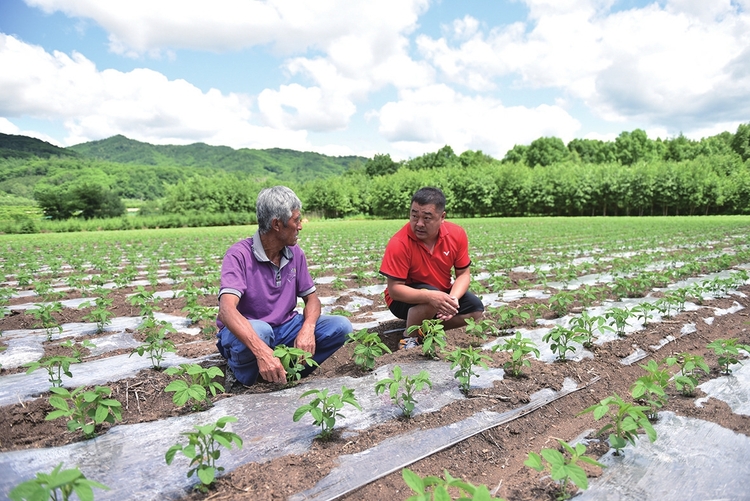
left=25, top=0, right=430, bottom=56
left=257, top=84, right=355, bottom=131
left=374, top=84, right=580, bottom=159
left=0, top=34, right=311, bottom=149
left=416, top=0, right=750, bottom=133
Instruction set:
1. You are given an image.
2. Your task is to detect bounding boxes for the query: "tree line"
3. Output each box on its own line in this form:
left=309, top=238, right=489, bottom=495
left=2, top=124, right=749, bottom=228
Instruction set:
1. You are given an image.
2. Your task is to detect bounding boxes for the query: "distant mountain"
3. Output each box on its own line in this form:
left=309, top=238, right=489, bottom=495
left=66, top=135, right=366, bottom=182
left=0, top=133, right=79, bottom=159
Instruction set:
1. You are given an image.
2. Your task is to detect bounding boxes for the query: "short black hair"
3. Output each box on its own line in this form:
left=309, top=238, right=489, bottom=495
left=412, top=187, right=446, bottom=213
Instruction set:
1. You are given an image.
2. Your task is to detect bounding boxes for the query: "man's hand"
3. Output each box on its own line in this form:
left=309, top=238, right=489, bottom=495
left=256, top=347, right=287, bottom=384
left=294, top=323, right=317, bottom=357
left=429, top=290, right=459, bottom=320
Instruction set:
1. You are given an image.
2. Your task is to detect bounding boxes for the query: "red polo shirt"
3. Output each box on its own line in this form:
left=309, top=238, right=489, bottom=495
left=379, top=221, right=471, bottom=306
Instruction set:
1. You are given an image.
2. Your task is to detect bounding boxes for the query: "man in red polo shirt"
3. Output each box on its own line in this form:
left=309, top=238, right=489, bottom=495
left=379, top=187, right=484, bottom=346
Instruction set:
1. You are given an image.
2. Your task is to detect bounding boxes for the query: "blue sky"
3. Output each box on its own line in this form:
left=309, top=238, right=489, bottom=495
left=1, top=0, right=748, bottom=160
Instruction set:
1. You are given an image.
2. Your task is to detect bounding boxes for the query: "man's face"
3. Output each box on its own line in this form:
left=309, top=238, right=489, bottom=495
left=280, top=209, right=302, bottom=246
left=409, top=202, right=444, bottom=243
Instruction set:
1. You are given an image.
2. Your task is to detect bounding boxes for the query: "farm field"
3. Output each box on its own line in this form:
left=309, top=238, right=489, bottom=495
left=1, top=216, right=750, bottom=500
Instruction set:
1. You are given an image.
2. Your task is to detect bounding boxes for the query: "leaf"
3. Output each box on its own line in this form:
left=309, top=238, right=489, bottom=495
left=196, top=465, right=215, bottom=486
left=402, top=468, right=425, bottom=493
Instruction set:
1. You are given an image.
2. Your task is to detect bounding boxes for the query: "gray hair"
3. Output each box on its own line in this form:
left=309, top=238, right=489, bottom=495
left=256, top=186, right=302, bottom=233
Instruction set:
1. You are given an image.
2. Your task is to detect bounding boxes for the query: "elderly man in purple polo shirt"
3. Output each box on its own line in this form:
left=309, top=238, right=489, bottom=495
left=216, top=185, right=351, bottom=386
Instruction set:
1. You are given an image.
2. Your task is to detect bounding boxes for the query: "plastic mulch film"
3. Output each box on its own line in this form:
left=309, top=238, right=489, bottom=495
left=578, top=411, right=750, bottom=501
left=288, top=377, right=589, bottom=501
left=0, top=361, right=506, bottom=500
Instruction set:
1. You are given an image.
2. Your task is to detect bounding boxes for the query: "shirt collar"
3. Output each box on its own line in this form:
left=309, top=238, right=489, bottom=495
left=251, top=230, right=293, bottom=267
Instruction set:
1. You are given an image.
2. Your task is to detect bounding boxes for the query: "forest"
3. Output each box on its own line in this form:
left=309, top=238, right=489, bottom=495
left=0, top=123, right=748, bottom=233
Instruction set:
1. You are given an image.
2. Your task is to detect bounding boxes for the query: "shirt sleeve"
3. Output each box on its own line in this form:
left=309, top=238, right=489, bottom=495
left=454, top=225, right=472, bottom=270
left=379, top=234, right=410, bottom=281
left=218, top=244, right=248, bottom=298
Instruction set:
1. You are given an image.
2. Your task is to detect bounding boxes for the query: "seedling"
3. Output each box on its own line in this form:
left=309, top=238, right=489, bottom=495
left=630, top=360, right=670, bottom=421
left=128, top=285, right=160, bottom=319
left=630, top=302, right=658, bottom=326
left=273, top=344, right=318, bottom=384
left=46, top=385, right=122, bottom=438
left=578, top=393, right=656, bottom=455
left=81, top=295, right=114, bottom=333
left=165, top=416, right=243, bottom=493
left=130, top=318, right=176, bottom=369
left=542, top=326, right=585, bottom=362
left=9, top=462, right=109, bottom=501
left=407, top=319, right=446, bottom=359
left=604, top=307, right=631, bottom=337
left=569, top=311, right=612, bottom=348
left=293, top=386, right=362, bottom=440
left=24, top=355, right=79, bottom=387
left=574, top=285, right=600, bottom=308
left=165, top=363, right=225, bottom=410
left=344, top=328, right=391, bottom=371
left=665, top=352, right=709, bottom=396
left=28, top=302, right=63, bottom=340
left=494, top=331, right=540, bottom=377
left=401, top=468, right=505, bottom=501
left=374, top=366, right=432, bottom=418
left=548, top=291, right=575, bottom=317
left=464, top=317, right=499, bottom=340
left=489, top=306, right=530, bottom=332
left=445, top=346, right=492, bottom=394
left=525, top=439, right=605, bottom=500
left=59, top=339, right=96, bottom=359
left=707, top=338, right=750, bottom=375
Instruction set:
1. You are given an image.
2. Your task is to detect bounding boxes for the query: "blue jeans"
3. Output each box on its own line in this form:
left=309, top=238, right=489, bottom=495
left=216, top=314, right=351, bottom=386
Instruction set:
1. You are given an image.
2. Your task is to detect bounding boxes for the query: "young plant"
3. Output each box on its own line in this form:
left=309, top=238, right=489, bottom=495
left=407, top=319, right=446, bottom=359
left=569, top=311, right=612, bottom=348
left=525, top=439, right=605, bottom=500
left=374, top=366, right=432, bottom=418
left=46, top=385, right=122, bottom=438
left=490, top=306, right=530, bottom=332
left=28, top=302, right=64, bottom=340
left=165, top=363, right=225, bottom=410
left=464, top=317, right=499, bottom=341
left=707, top=338, right=750, bottom=375
left=81, top=295, right=114, bottom=333
left=401, top=468, right=504, bottom=501
left=445, top=346, right=492, bottom=394
left=344, top=328, right=392, bottom=371
left=293, top=386, right=362, bottom=440
left=165, top=416, right=243, bottom=493
left=630, top=360, right=670, bottom=421
left=128, top=285, right=160, bottom=319
left=630, top=301, right=658, bottom=326
left=60, top=338, right=96, bottom=359
left=24, top=355, right=80, bottom=387
left=548, top=291, right=575, bottom=317
left=542, top=326, right=585, bottom=362
left=273, top=344, right=318, bottom=384
left=604, top=307, right=631, bottom=337
left=494, top=331, right=540, bottom=377
left=578, top=393, right=657, bottom=455
left=130, top=318, right=176, bottom=369
left=9, top=462, right=109, bottom=501
left=665, top=352, right=710, bottom=396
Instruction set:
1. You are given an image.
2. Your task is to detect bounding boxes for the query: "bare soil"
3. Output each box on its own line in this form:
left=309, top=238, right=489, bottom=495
left=1, top=280, right=749, bottom=501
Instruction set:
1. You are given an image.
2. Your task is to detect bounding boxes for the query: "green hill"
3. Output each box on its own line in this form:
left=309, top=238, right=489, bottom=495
left=67, top=135, right=365, bottom=182
left=0, top=133, right=79, bottom=159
